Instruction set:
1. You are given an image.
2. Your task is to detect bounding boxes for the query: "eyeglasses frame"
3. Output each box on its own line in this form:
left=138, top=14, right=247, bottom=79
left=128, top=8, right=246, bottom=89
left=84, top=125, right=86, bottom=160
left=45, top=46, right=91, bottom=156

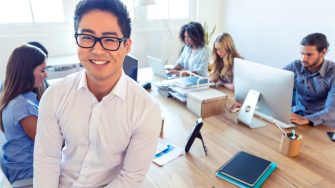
left=74, top=33, right=128, bottom=51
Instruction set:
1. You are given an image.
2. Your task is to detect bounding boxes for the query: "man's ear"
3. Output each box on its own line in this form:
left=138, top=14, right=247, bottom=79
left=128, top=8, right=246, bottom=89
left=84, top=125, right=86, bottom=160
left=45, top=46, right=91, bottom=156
left=124, top=38, right=132, bottom=53
left=320, top=48, right=327, bottom=56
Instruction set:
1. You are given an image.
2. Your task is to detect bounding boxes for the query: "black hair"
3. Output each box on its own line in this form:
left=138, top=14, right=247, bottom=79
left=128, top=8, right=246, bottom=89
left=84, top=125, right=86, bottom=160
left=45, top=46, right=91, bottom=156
left=179, top=22, right=205, bottom=48
left=28, top=41, right=48, bottom=56
left=300, top=33, right=329, bottom=53
left=74, top=0, right=131, bottom=38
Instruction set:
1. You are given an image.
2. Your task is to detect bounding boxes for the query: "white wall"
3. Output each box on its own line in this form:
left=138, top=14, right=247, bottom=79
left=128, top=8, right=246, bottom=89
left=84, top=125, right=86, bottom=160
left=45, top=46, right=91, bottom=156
left=0, top=25, right=77, bottom=80
left=222, top=0, right=335, bottom=68
left=0, top=0, right=221, bottom=80
left=131, top=0, right=222, bottom=68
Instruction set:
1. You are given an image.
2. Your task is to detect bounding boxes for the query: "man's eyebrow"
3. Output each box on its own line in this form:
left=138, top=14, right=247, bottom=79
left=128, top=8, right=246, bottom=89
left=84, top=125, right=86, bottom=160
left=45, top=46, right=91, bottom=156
left=301, top=52, right=312, bottom=55
left=77, top=30, right=120, bottom=37
left=102, top=32, right=119, bottom=36
left=78, top=28, right=95, bottom=34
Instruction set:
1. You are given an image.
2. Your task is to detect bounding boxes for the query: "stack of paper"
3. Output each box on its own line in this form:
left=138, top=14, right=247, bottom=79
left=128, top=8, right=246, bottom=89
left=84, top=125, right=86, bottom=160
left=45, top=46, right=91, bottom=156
left=173, top=76, right=212, bottom=88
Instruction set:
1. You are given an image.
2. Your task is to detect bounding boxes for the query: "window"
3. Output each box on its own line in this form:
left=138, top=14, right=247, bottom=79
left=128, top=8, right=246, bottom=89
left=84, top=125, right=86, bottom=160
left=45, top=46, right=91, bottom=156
left=0, top=0, right=65, bottom=24
left=147, top=0, right=189, bottom=20
left=121, top=0, right=134, bottom=19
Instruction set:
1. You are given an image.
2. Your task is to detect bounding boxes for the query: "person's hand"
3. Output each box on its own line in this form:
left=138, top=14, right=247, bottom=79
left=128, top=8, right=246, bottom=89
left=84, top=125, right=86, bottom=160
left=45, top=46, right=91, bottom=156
left=229, top=102, right=242, bottom=113
left=290, top=113, right=310, bottom=125
left=222, top=83, right=234, bottom=91
left=167, top=69, right=180, bottom=76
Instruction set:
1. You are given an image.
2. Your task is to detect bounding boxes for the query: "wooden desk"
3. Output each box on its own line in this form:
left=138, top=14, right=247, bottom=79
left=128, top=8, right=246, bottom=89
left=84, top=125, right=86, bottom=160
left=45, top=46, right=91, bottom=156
left=138, top=68, right=335, bottom=188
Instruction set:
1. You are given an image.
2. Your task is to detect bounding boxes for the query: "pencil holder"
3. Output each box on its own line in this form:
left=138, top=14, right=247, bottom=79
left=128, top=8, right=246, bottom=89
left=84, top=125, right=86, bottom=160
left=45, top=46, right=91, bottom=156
left=279, top=133, right=302, bottom=157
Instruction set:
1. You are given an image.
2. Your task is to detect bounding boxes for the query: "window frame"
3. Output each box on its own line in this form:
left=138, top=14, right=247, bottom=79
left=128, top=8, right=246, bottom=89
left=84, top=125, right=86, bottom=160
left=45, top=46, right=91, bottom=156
left=131, top=0, right=195, bottom=31
left=0, top=0, right=76, bottom=35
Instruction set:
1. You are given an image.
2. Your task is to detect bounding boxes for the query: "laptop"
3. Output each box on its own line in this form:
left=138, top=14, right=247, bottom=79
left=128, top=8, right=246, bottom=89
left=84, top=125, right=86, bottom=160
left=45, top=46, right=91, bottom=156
left=147, top=56, right=176, bottom=79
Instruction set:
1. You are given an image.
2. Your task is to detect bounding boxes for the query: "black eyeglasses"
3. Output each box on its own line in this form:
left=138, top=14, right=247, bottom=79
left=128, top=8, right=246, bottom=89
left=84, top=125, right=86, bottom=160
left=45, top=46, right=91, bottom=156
left=74, top=33, right=128, bottom=51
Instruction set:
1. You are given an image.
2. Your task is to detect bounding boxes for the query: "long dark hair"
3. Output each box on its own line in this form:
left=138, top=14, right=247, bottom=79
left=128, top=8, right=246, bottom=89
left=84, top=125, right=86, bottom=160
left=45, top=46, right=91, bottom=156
left=179, top=21, right=205, bottom=48
left=0, top=44, right=46, bottom=131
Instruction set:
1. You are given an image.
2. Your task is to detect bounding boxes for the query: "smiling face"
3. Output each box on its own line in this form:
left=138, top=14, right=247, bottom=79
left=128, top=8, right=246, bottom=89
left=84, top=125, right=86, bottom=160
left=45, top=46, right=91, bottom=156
left=77, top=10, right=131, bottom=87
left=33, top=62, right=47, bottom=88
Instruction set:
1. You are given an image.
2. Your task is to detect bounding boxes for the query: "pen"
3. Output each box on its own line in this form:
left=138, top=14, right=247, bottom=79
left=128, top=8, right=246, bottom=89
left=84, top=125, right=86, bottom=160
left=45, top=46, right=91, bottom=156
left=274, top=121, right=287, bottom=137
left=290, top=129, right=297, bottom=139
left=297, top=135, right=303, bottom=140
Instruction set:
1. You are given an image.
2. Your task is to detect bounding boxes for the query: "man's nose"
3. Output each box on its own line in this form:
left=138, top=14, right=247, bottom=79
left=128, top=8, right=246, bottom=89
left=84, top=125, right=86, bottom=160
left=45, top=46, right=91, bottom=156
left=92, top=41, right=106, bottom=54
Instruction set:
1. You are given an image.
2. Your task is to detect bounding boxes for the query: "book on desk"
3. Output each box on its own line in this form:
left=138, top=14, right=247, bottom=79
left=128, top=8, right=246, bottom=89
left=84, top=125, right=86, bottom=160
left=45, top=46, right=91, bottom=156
left=216, top=151, right=277, bottom=188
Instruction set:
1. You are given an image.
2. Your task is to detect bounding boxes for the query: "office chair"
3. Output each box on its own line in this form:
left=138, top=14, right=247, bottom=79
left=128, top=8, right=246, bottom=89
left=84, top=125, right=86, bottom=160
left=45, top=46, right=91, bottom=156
left=123, top=55, right=138, bottom=81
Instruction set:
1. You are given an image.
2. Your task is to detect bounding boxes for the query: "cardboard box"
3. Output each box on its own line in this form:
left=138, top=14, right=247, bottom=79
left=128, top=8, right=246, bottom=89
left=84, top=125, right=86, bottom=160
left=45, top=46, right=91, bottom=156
left=187, top=88, right=227, bottom=118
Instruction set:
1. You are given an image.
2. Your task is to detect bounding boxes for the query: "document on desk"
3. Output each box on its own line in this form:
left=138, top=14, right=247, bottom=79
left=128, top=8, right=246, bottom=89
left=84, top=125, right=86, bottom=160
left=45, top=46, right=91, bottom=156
left=153, top=139, right=184, bottom=166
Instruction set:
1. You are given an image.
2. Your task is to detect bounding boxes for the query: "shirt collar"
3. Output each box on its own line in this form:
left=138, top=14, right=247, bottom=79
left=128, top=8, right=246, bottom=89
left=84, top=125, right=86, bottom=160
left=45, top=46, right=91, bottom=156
left=109, top=71, right=127, bottom=101
left=318, top=59, right=328, bottom=77
left=78, top=70, right=87, bottom=90
left=300, top=59, right=328, bottom=77
left=77, top=70, right=127, bottom=102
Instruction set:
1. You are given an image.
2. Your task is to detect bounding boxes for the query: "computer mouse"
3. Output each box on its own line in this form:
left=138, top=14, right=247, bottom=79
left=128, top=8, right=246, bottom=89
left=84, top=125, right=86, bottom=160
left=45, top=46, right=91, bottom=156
left=142, top=82, right=151, bottom=90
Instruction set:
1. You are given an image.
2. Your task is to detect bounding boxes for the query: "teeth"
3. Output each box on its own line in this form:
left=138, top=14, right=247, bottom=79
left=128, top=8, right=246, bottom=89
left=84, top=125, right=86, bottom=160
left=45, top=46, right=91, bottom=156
left=91, top=60, right=108, bottom=65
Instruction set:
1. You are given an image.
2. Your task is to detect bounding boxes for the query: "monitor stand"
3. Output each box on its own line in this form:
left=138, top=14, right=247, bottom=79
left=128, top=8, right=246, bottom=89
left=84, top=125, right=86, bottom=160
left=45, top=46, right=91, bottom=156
left=237, top=89, right=267, bottom=129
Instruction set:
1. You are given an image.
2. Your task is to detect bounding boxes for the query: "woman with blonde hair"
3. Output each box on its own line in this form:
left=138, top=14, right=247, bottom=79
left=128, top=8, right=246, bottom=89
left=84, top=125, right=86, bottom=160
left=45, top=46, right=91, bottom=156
left=209, top=32, right=242, bottom=91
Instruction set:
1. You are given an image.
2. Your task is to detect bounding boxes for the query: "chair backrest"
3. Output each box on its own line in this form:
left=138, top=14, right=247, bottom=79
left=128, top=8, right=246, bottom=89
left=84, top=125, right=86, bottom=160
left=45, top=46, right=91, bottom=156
left=123, top=55, right=138, bottom=81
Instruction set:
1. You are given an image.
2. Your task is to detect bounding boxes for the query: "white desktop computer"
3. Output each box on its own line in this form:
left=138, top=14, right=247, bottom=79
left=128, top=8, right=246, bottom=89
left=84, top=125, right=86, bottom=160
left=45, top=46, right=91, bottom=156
left=234, top=58, right=295, bottom=128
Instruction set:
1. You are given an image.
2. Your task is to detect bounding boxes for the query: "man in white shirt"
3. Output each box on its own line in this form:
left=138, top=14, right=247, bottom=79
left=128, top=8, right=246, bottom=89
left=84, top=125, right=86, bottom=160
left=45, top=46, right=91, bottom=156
left=33, top=0, right=161, bottom=187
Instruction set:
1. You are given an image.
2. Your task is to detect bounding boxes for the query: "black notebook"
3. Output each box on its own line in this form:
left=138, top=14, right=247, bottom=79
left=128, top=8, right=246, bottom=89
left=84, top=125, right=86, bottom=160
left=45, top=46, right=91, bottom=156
left=218, top=151, right=271, bottom=186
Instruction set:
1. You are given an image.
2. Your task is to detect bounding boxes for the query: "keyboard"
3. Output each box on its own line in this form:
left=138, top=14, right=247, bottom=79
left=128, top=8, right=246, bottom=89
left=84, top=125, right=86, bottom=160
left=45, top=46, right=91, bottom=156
left=273, top=120, right=296, bottom=129
left=254, top=111, right=295, bottom=129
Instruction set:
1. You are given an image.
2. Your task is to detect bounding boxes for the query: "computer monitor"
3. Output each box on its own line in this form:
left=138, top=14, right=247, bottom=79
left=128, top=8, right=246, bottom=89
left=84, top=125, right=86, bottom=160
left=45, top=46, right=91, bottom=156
left=233, top=58, right=294, bottom=128
left=123, top=55, right=138, bottom=81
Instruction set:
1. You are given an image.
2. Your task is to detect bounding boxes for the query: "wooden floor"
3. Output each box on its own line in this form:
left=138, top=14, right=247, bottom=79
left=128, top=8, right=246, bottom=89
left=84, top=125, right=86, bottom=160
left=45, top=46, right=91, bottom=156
left=138, top=69, right=335, bottom=188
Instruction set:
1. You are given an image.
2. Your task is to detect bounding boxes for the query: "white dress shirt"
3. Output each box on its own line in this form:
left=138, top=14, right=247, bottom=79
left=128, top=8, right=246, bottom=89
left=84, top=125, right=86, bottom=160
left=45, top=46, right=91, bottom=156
left=34, top=70, right=161, bottom=188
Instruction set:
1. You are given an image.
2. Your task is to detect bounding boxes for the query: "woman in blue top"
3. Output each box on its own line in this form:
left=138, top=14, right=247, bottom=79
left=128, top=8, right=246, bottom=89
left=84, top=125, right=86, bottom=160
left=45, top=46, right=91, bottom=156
left=168, top=22, right=210, bottom=77
left=0, top=44, right=47, bottom=183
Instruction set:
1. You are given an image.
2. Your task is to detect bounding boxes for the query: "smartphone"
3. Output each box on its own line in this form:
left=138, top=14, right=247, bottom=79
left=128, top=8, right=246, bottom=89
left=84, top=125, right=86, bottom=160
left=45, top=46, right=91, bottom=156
left=327, top=132, right=335, bottom=142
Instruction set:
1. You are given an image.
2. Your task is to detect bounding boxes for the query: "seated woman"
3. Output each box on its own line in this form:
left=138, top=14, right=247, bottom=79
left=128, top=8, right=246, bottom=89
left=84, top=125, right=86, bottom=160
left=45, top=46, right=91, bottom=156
left=168, top=22, right=209, bottom=77
left=0, top=44, right=47, bottom=183
left=209, top=33, right=243, bottom=91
